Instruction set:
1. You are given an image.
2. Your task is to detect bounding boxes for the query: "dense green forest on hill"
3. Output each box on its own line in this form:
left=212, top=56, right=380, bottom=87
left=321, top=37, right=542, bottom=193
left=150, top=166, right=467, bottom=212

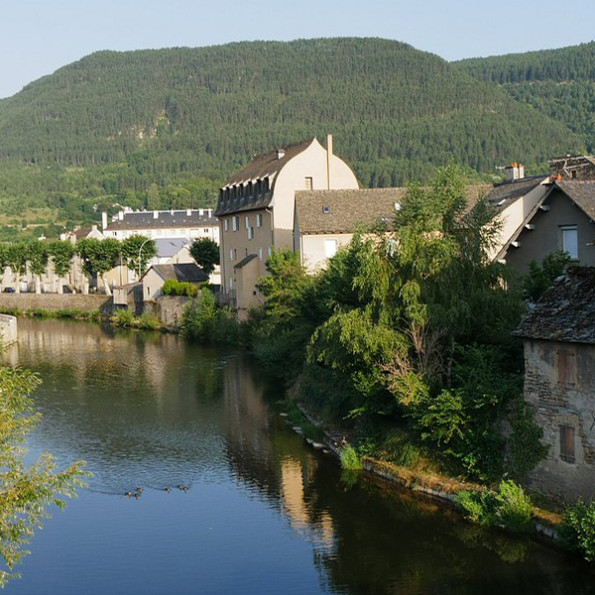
left=455, top=42, right=595, bottom=152
left=0, top=38, right=583, bottom=238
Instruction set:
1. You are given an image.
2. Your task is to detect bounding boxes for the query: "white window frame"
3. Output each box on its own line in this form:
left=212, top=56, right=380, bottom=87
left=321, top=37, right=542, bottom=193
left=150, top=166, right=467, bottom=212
left=256, top=214, right=263, bottom=228
left=232, top=216, right=239, bottom=231
left=561, top=225, right=578, bottom=260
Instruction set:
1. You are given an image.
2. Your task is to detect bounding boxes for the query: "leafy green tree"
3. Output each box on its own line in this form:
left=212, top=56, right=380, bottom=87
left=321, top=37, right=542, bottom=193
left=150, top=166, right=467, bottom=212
left=76, top=238, right=120, bottom=295
left=120, top=235, right=156, bottom=278
left=522, top=250, right=570, bottom=302
left=0, top=366, right=87, bottom=586
left=5, top=244, right=28, bottom=294
left=25, top=241, right=49, bottom=294
left=47, top=240, right=75, bottom=293
left=189, top=238, right=219, bottom=276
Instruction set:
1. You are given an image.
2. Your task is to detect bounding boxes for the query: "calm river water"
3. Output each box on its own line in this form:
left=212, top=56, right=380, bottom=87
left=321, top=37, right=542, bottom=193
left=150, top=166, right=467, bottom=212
left=2, top=318, right=595, bottom=594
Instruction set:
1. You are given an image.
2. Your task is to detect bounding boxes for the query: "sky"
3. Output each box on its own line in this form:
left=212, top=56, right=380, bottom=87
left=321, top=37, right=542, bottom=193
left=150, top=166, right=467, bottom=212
left=1, top=0, right=594, bottom=99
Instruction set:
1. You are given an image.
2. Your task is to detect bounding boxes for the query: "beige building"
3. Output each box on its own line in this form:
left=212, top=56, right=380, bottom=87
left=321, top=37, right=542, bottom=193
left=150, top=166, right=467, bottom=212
left=215, top=136, right=359, bottom=316
left=140, top=263, right=208, bottom=302
left=515, top=267, right=595, bottom=502
left=294, top=188, right=406, bottom=273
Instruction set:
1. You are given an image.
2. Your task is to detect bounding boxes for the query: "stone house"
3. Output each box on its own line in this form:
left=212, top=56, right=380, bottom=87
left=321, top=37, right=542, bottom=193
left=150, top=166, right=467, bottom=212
left=140, top=263, right=208, bottom=302
left=514, top=267, right=595, bottom=502
left=215, top=136, right=359, bottom=317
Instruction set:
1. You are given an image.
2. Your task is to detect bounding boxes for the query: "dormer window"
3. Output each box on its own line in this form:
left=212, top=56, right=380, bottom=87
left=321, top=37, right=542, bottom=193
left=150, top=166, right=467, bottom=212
left=322, top=206, right=330, bottom=214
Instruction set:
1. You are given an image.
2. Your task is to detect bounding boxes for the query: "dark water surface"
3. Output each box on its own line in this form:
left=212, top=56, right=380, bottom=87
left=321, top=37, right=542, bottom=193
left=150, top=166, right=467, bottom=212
left=3, top=319, right=595, bottom=594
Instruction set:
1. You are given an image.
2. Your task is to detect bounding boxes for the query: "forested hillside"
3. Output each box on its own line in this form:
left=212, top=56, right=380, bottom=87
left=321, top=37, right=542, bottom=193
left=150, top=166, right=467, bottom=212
left=455, top=42, right=595, bottom=152
left=0, top=38, right=583, bottom=238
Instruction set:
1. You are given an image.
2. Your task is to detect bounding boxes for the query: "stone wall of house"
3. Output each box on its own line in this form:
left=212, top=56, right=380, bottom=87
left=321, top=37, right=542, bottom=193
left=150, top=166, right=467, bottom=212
left=0, top=294, right=113, bottom=314
left=0, top=314, right=17, bottom=345
left=523, top=339, right=595, bottom=502
left=144, top=296, right=190, bottom=329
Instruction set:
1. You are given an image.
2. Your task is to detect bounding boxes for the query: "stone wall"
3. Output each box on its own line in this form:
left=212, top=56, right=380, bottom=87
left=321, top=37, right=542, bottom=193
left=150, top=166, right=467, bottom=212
left=523, top=339, right=595, bottom=502
left=0, top=293, right=113, bottom=314
left=0, top=314, right=17, bottom=345
left=144, top=296, right=190, bottom=329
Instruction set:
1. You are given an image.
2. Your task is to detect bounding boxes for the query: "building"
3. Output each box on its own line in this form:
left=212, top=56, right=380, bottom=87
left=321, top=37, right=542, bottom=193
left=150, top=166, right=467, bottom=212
left=294, top=188, right=406, bottom=273
left=141, top=263, right=208, bottom=302
left=514, top=267, right=595, bottom=502
left=102, top=208, right=219, bottom=243
left=215, top=136, right=359, bottom=316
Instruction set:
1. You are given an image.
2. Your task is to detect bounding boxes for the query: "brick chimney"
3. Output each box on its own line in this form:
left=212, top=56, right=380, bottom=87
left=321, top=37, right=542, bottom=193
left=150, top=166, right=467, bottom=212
left=505, top=162, right=525, bottom=182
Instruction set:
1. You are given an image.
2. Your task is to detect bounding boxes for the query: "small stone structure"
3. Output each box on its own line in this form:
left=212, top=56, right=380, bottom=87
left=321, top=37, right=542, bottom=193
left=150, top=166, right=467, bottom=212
left=0, top=314, right=17, bottom=346
left=515, top=267, right=595, bottom=502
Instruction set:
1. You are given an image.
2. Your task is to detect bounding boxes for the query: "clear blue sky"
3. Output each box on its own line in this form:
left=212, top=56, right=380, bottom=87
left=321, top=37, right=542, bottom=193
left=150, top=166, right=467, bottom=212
left=2, top=0, right=594, bottom=99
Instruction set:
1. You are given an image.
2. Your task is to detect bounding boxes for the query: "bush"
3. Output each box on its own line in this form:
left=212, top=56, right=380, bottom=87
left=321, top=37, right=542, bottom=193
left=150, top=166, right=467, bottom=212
left=162, top=279, right=198, bottom=297
left=111, top=309, right=135, bottom=327
left=181, top=290, right=239, bottom=343
left=339, top=445, right=363, bottom=470
left=455, top=480, right=534, bottom=533
left=134, top=313, right=161, bottom=329
left=558, top=500, right=595, bottom=562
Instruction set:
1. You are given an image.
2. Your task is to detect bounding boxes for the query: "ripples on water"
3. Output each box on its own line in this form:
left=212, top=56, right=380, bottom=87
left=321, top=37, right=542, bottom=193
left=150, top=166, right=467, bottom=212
left=2, top=319, right=595, bottom=595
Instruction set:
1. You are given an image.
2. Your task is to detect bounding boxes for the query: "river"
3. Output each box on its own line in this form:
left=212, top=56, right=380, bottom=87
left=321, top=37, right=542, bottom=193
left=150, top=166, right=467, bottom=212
left=2, top=318, right=594, bottom=594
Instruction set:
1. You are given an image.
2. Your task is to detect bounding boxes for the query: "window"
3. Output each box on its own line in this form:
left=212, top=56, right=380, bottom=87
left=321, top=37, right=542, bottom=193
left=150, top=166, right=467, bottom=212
left=256, top=214, right=263, bottom=228
left=224, top=219, right=229, bottom=232
left=259, top=247, right=263, bottom=260
left=245, top=216, right=250, bottom=229
left=247, top=227, right=254, bottom=240
left=324, top=239, right=338, bottom=258
left=232, top=216, right=239, bottom=231
left=561, top=225, right=578, bottom=259
left=557, top=349, right=577, bottom=385
left=305, top=176, right=313, bottom=190
left=560, top=425, right=576, bottom=463
left=229, top=249, right=234, bottom=261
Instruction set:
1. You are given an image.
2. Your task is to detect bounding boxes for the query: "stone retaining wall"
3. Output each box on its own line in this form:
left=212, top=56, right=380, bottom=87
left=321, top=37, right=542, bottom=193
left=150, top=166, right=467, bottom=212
left=0, top=314, right=17, bottom=345
left=0, top=293, right=113, bottom=314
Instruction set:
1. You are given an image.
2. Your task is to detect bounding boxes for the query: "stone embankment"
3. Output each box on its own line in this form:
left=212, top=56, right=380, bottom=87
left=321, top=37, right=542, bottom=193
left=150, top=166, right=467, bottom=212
left=0, top=293, right=112, bottom=313
left=0, top=314, right=17, bottom=345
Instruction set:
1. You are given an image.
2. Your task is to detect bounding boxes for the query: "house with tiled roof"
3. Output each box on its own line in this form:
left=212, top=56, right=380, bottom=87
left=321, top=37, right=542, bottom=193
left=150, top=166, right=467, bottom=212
left=514, top=267, right=595, bottom=501
left=294, top=188, right=405, bottom=272
left=141, top=263, right=209, bottom=302
left=215, top=136, right=359, bottom=316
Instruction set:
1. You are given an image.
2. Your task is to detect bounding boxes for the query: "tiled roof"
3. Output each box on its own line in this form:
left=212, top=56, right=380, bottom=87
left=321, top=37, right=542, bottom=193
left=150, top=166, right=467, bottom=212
left=296, top=185, right=493, bottom=235
left=150, top=263, right=208, bottom=283
left=555, top=181, right=595, bottom=220
left=295, top=188, right=405, bottom=234
left=154, top=238, right=188, bottom=258
left=514, top=267, right=595, bottom=344
left=215, top=138, right=316, bottom=217
left=482, top=177, right=549, bottom=213
left=224, top=138, right=315, bottom=187
left=105, top=210, right=217, bottom=231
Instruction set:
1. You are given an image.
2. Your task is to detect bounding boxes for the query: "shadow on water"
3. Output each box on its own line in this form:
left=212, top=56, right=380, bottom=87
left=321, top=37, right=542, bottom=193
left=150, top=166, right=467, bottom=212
left=2, top=318, right=595, bottom=594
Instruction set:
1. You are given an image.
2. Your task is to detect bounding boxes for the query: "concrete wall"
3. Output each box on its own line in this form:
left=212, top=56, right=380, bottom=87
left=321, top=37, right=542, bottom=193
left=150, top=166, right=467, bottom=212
left=523, top=339, right=595, bottom=502
left=505, top=188, right=595, bottom=274
left=0, top=314, right=17, bottom=345
left=0, top=293, right=113, bottom=314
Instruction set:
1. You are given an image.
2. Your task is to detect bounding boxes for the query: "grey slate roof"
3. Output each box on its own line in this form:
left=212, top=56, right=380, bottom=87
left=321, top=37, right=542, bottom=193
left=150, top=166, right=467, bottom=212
left=482, top=177, right=548, bottom=213
left=154, top=238, right=188, bottom=259
left=150, top=263, right=208, bottom=283
left=555, top=181, right=595, bottom=220
left=514, top=267, right=595, bottom=344
left=215, top=138, right=315, bottom=217
left=105, top=210, right=217, bottom=231
left=295, top=188, right=405, bottom=234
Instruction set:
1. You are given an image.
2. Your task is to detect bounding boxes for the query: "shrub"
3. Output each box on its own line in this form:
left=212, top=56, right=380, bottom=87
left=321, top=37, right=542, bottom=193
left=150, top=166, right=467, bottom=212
left=162, top=279, right=198, bottom=297
left=181, top=290, right=238, bottom=343
left=339, top=445, right=363, bottom=470
left=558, top=500, right=595, bottom=562
left=134, top=313, right=161, bottom=330
left=455, top=480, right=534, bottom=533
left=110, top=309, right=135, bottom=327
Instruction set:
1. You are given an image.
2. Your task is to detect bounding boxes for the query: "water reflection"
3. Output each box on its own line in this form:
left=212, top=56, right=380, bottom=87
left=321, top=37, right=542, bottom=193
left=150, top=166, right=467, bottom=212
left=4, top=319, right=595, bottom=594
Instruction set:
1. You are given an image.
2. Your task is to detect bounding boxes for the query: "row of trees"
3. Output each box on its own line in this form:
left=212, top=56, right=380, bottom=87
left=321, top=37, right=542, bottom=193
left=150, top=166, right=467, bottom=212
left=0, top=235, right=157, bottom=295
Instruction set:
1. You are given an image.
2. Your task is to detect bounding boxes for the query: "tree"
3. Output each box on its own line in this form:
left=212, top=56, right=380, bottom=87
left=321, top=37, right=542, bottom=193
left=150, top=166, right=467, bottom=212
left=189, top=238, right=219, bottom=277
left=121, top=235, right=156, bottom=278
left=25, top=241, right=49, bottom=294
left=47, top=241, right=74, bottom=294
left=0, top=366, right=87, bottom=586
left=5, top=244, right=28, bottom=294
left=76, top=238, right=120, bottom=295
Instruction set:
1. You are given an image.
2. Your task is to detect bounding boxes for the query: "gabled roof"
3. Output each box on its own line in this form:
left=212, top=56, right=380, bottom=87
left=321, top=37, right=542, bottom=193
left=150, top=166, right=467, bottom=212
left=224, top=138, right=315, bottom=188
left=295, top=188, right=405, bottom=234
left=555, top=181, right=595, bottom=220
left=482, top=177, right=549, bottom=213
left=147, top=263, right=208, bottom=283
left=105, top=210, right=217, bottom=231
left=154, top=238, right=188, bottom=258
left=514, top=267, right=595, bottom=344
